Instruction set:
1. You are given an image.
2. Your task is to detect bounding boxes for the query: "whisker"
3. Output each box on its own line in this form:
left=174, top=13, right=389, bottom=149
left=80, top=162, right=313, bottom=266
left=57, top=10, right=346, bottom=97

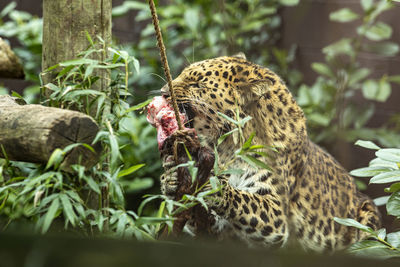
left=149, top=73, right=167, bottom=83
left=192, top=42, right=195, bottom=64
left=182, top=53, right=192, bottom=67
left=147, top=89, right=161, bottom=96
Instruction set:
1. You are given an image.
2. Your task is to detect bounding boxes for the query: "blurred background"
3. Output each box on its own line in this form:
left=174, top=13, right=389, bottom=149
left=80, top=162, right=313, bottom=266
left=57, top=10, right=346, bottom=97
left=0, top=0, right=399, bottom=232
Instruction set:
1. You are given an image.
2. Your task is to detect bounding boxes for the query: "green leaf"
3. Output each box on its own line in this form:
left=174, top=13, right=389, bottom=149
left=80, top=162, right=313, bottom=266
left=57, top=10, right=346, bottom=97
left=209, top=176, right=219, bottom=190
left=217, top=128, right=238, bottom=146
left=62, top=89, right=105, bottom=99
left=307, top=113, right=331, bottom=126
left=138, top=195, right=161, bottom=216
left=370, top=158, right=399, bottom=169
left=213, top=146, right=219, bottom=175
left=86, top=176, right=101, bottom=194
left=242, top=132, right=256, bottom=150
left=108, top=130, right=120, bottom=174
left=112, top=1, right=147, bottom=17
left=363, top=42, right=399, bottom=56
left=296, top=85, right=312, bottom=106
left=62, top=143, right=95, bottom=154
left=42, top=198, right=60, bottom=234
left=311, top=63, right=334, bottom=78
left=359, top=22, right=392, bottom=41
left=11, top=91, right=23, bottom=99
left=377, top=228, right=386, bottom=240
left=132, top=58, right=140, bottom=74
left=348, top=240, right=399, bottom=259
left=370, top=170, right=400, bottom=184
left=184, top=8, right=199, bottom=32
left=355, top=140, right=381, bottom=150
left=45, top=149, right=64, bottom=170
left=56, top=65, right=74, bottom=78
left=369, top=1, right=394, bottom=22
left=361, top=0, right=373, bottom=11
left=193, top=195, right=208, bottom=211
left=362, top=79, right=379, bottom=100
left=376, top=149, right=400, bottom=163
left=59, top=58, right=98, bottom=66
left=333, top=217, right=373, bottom=233
left=279, top=0, right=299, bottom=6
left=323, top=38, right=354, bottom=57
left=387, top=191, right=400, bottom=217
left=44, top=83, right=60, bottom=93
left=348, top=68, right=371, bottom=87
left=361, top=78, right=391, bottom=102
left=385, top=183, right=400, bottom=193
left=376, top=79, right=391, bottom=102
left=387, top=231, right=400, bottom=248
left=177, top=160, right=198, bottom=183
left=85, top=31, right=94, bottom=47
left=60, top=193, right=76, bottom=227
left=135, top=216, right=173, bottom=226
left=239, top=155, right=272, bottom=171
left=373, top=196, right=389, bottom=206
left=217, top=112, right=239, bottom=125
left=38, top=193, right=59, bottom=210
left=350, top=166, right=391, bottom=177
left=74, top=204, right=86, bottom=219
left=84, top=64, right=95, bottom=80
left=96, top=213, right=105, bottom=232
left=238, top=116, right=252, bottom=127
left=0, top=2, right=16, bottom=18
left=330, top=8, right=359, bottom=23
left=116, top=213, right=128, bottom=236
left=118, top=164, right=145, bottom=178
left=65, top=190, right=83, bottom=204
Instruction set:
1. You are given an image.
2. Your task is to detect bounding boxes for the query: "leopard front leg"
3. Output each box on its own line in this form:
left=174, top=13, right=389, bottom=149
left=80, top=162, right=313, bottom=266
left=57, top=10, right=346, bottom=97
left=211, top=171, right=290, bottom=248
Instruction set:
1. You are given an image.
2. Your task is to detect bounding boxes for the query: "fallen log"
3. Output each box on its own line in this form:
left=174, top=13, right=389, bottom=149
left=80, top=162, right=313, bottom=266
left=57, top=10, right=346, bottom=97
left=0, top=38, right=24, bottom=79
left=0, top=95, right=101, bottom=170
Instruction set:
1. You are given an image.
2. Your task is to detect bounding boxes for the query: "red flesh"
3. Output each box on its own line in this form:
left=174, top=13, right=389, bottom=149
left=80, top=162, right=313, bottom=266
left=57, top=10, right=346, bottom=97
left=147, top=96, right=189, bottom=149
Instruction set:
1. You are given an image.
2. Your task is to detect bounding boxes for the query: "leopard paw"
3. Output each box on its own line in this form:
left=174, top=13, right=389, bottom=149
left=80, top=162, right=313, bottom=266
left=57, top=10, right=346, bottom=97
left=160, top=155, right=179, bottom=198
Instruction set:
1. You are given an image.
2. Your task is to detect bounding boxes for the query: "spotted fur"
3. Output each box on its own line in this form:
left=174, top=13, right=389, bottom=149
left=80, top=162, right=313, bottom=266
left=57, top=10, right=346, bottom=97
left=160, top=55, right=381, bottom=252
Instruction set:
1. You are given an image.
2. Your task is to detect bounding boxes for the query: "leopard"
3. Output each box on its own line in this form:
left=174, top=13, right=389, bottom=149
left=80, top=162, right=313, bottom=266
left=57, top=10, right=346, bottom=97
left=158, top=53, right=381, bottom=252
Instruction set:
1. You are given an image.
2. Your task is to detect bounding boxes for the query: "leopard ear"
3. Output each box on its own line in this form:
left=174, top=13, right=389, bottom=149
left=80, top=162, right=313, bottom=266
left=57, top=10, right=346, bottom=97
left=238, top=80, right=272, bottom=108
left=232, top=52, right=247, bottom=60
left=240, top=80, right=272, bottom=98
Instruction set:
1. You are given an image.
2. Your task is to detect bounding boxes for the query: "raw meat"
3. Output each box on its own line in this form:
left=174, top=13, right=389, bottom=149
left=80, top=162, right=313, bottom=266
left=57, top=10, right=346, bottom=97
left=147, top=96, right=188, bottom=149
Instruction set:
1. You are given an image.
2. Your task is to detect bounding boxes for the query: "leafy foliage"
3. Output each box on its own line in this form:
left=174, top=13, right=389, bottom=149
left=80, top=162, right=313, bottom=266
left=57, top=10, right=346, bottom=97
left=112, top=0, right=302, bottom=92
left=0, top=39, right=162, bottom=238
left=0, top=1, right=42, bottom=102
left=296, top=0, right=400, bottom=148
left=334, top=140, right=400, bottom=258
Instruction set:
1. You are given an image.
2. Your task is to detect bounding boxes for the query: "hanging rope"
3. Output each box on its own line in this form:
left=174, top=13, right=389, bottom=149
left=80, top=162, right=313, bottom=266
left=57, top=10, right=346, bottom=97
left=148, top=0, right=183, bottom=131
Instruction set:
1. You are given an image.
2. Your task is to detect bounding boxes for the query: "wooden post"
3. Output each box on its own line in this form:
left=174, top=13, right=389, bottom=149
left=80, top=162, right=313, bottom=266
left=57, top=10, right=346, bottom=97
left=42, top=0, right=112, bottom=212
left=42, top=0, right=112, bottom=96
left=0, top=96, right=101, bottom=170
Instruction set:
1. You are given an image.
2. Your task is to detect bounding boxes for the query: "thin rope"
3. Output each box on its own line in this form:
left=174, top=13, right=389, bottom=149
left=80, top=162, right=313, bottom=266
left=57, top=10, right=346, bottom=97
left=148, top=0, right=183, bottom=131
